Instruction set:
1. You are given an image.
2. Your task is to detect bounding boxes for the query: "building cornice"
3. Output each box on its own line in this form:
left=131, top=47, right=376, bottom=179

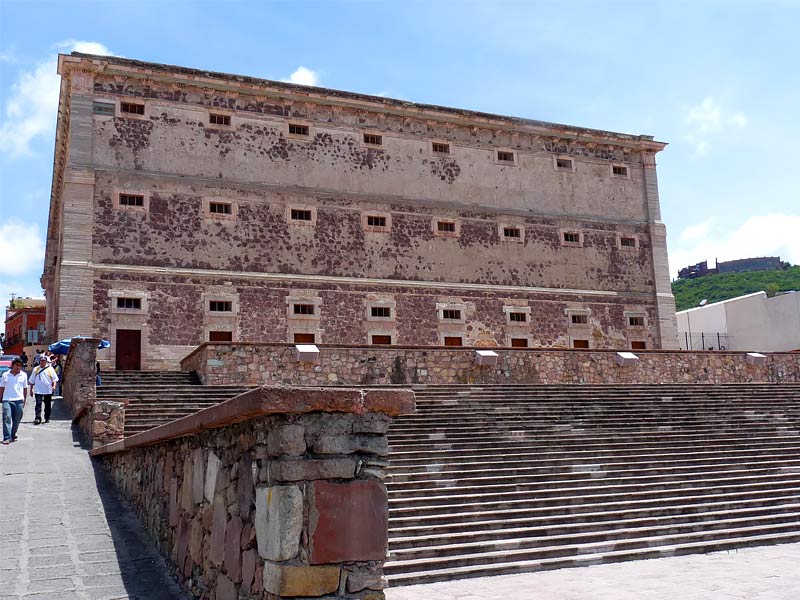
left=65, top=260, right=654, bottom=300
left=58, top=53, right=667, bottom=154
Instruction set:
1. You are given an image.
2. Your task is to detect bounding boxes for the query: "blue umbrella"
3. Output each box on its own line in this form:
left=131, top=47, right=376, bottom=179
left=48, top=337, right=111, bottom=355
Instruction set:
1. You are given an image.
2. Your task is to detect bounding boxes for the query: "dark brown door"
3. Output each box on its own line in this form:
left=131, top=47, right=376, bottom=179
left=294, top=333, right=316, bottom=343
left=444, top=336, right=463, bottom=347
left=209, top=331, right=233, bottom=342
left=116, top=329, right=141, bottom=370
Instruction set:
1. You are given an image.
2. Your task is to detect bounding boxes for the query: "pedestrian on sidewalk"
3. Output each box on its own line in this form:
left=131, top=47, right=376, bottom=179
left=1, top=358, right=28, bottom=444
left=53, top=356, right=63, bottom=396
left=30, top=355, right=58, bottom=425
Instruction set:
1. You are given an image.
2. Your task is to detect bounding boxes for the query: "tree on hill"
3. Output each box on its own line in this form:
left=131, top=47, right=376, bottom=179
left=671, top=265, right=800, bottom=311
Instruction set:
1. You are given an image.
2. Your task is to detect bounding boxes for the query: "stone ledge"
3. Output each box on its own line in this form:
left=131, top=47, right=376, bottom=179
left=89, top=386, right=415, bottom=458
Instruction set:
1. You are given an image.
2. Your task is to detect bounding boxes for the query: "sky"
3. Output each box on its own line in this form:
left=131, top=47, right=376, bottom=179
left=1, top=0, right=799, bottom=309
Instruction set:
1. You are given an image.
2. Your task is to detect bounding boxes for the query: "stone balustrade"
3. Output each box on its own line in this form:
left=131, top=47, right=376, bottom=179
left=90, top=386, right=415, bottom=600
left=181, top=342, right=800, bottom=386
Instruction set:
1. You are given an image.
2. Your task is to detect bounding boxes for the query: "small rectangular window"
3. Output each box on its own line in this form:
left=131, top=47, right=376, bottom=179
left=294, top=333, right=316, bottom=343
left=442, top=309, right=462, bottom=320
left=293, top=304, right=315, bottom=316
left=209, top=300, right=233, bottom=312
left=511, top=338, right=529, bottom=348
left=93, top=101, right=115, bottom=116
left=497, top=150, right=515, bottom=163
left=631, top=341, right=647, bottom=350
left=371, top=335, right=392, bottom=345
left=116, top=298, right=141, bottom=310
left=444, top=336, right=463, bottom=347
left=509, top=312, right=527, bottom=323
left=503, top=227, right=521, bottom=239
left=437, top=221, right=456, bottom=233
left=209, top=331, right=233, bottom=342
left=571, top=314, right=588, bottom=325
left=572, top=339, right=590, bottom=349
left=120, top=194, right=144, bottom=207
left=556, top=158, right=573, bottom=170
left=290, top=209, right=313, bottom=221
left=120, top=102, right=144, bottom=115
left=367, top=215, right=387, bottom=228
left=629, top=316, right=645, bottom=327
left=209, top=202, right=232, bottom=215
left=620, top=237, right=637, bottom=248
left=371, top=306, right=391, bottom=318
left=432, top=142, right=450, bottom=154
left=289, top=123, right=309, bottom=136
left=563, top=232, right=580, bottom=244
left=363, top=133, right=383, bottom=146
left=612, top=165, right=628, bottom=177
left=209, top=113, right=231, bottom=126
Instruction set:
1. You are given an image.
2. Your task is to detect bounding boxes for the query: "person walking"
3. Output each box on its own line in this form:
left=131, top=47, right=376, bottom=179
left=30, top=355, right=58, bottom=425
left=53, top=357, right=63, bottom=396
left=1, top=358, right=28, bottom=444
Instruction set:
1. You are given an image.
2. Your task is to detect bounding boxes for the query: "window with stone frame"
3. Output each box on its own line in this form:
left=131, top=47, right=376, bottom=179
left=120, top=101, right=144, bottom=115
left=209, top=300, right=233, bottom=312
left=293, top=303, right=315, bottom=316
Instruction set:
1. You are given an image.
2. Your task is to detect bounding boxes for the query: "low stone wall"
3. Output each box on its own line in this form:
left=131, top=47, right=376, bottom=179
left=90, top=386, right=415, bottom=600
left=181, top=342, right=800, bottom=386
left=61, top=337, right=125, bottom=447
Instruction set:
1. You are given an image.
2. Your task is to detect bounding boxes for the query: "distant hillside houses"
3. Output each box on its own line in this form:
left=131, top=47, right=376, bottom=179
left=678, top=256, right=783, bottom=280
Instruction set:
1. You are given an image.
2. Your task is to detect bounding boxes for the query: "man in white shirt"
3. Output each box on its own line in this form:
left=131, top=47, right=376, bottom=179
left=30, top=355, right=59, bottom=425
left=1, top=359, right=28, bottom=444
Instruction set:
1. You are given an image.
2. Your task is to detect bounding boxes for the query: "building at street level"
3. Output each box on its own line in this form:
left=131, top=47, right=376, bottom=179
left=43, top=53, right=679, bottom=369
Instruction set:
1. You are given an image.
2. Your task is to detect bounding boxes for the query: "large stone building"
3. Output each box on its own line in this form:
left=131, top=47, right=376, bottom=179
left=43, top=52, right=678, bottom=369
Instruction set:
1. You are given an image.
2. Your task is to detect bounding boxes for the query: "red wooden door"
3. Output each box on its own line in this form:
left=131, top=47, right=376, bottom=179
left=116, top=329, right=141, bottom=370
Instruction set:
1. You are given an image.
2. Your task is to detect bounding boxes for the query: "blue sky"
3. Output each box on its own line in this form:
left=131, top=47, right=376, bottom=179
left=2, top=0, right=799, bottom=308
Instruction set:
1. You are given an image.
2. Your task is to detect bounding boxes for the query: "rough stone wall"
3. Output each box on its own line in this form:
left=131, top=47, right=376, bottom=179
left=95, top=389, right=410, bottom=599
left=183, top=343, right=800, bottom=386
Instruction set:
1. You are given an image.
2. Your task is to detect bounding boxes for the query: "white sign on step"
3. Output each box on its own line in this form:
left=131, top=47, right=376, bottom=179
left=294, top=344, right=320, bottom=363
left=746, top=352, right=767, bottom=366
left=474, top=350, right=499, bottom=366
left=614, top=351, right=639, bottom=367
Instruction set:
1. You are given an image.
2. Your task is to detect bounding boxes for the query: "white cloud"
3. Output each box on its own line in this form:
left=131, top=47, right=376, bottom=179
left=284, top=66, right=319, bottom=86
left=683, top=97, right=747, bottom=158
left=669, top=214, right=800, bottom=278
left=57, top=40, right=113, bottom=56
left=0, top=220, right=45, bottom=276
left=0, top=41, right=113, bottom=157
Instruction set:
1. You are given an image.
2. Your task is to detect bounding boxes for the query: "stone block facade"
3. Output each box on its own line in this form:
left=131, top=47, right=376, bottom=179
left=44, top=53, right=679, bottom=371
left=183, top=343, right=800, bottom=386
left=91, top=386, right=415, bottom=599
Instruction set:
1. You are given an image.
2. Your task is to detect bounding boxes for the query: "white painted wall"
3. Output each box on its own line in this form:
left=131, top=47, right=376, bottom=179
left=676, top=291, right=800, bottom=352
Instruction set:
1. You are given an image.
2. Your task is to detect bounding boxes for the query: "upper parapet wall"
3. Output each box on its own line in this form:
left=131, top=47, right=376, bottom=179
left=59, top=52, right=666, bottom=153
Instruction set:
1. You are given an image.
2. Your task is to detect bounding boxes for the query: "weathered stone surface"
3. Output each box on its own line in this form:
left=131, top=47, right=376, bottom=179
left=267, top=424, right=306, bottom=457
left=310, top=479, right=387, bottom=564
left=312, top=434, right=388, bottom=456
left=254, top=485, right=302, bottom=561
left=192, top=448, right=205, bottom=505
left=270, top=458, right=356, bottom=482
left=215, top=573, right=236, bottom=600
left=210, top=497, right=226, bottom=566
left=237, top=454, right=254, bottom=519
left=180, top=456, right=193, bottom=513
left=262, top=564, right=340, bottom=597
left=204, top=450, right=220, bottom=503
left=189, top=519, right=203, bottom=564
left=224, top=515, right=243, bottom=583
left=241, top=549, right=256, bottom=594
left=346, top=569, right=387, bottom=592
left=168, top=478, right=179, bottom=527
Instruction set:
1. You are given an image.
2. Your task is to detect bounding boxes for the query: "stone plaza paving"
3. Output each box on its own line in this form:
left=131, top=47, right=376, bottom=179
left=385, top=542, right=800, bottom=600
left=0, top=399, right=185, bottom=600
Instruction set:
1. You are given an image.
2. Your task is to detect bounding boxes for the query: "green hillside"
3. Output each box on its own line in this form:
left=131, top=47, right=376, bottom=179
left=671, top=265, right=800, bottom=311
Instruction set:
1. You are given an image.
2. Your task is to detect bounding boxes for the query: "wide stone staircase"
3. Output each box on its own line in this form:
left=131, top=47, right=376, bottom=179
left=384, top=383, right=800, bottom=586
left=97, top=370, right=250, bottom=436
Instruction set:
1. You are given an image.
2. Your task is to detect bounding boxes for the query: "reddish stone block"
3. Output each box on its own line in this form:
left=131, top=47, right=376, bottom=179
left=237, top=454, right=254, bottom=519
left=241, top=549, right=256, bottom=594
left=309, top=479, right=387, bottom=564
left=210, top=497, right=226, bottom=566
left=168, top=478, right=179, bottom=527
left=252, top=564, right=263, bottom=594
left=224, top=515, right=243, bottom=582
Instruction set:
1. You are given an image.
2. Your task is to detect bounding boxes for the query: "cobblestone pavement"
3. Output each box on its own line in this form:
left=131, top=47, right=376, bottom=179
left=0, top=398, right=186, bottom=600
left=386, top=543, right=800, bottom=600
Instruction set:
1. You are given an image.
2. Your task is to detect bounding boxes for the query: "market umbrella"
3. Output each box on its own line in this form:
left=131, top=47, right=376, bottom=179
left=48, top=337, right=111, bottom=355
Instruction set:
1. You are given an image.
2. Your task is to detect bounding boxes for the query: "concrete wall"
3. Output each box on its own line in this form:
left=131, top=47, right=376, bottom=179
left=181, top=343, right=800, bottom=385
left=91, top=386, right=415, bottom=600
left=45, top=53, right=680, bottom=370
left=677, top=291, right=800, bottom=352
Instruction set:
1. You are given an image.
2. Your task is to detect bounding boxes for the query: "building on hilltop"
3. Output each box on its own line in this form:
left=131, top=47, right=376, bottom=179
left=42, top=52, right=679, bottom=370
left=678, top=256, right=782, bottom=280
left=676, top=290, right=800, bottom=352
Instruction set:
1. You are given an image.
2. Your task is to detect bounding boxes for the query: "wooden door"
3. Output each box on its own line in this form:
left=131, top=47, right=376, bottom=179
left=116, top=329, right=141, bottom=370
